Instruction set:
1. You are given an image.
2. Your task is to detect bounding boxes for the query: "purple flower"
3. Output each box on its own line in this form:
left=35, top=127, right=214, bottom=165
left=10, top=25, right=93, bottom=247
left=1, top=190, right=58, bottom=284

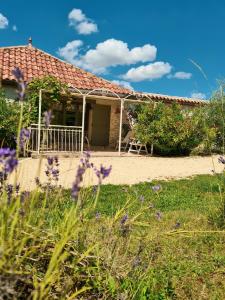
left=45, top=156, right=60, bottom=182
left=20, top=191, right=30, bottom=204
left=155, top=211, right=162, bottom=220
left=151, top=184, right=162, bottom=192
left=218, top=156, right=225, bottom=164
left=95, top=212, right=101, bottom=219
left=5, top=184, right=13, bottom=204
left=43, top=110, right=52, bottom=128
left=174, top=221, right=181, bottom=229
left=0, top=148, right=18, bottom=175
left=94, top=165, right=112, bottom=184
left=120, top=214, right=128, bottom=225
left=71, top=152, right=93, bottom=199
left=12, top=67, right=26, bottom=101
left=19, top=128, right=31, bottom=150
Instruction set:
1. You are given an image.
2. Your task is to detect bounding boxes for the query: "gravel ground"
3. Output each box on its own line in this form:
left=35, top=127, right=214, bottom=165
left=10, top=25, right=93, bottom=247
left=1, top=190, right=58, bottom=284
left=10, top=153, right=224, bottom=190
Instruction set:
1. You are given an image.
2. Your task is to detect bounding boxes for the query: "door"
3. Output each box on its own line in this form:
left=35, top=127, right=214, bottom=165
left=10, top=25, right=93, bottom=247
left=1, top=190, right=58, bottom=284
left=91, top=104, right=111, bottom=146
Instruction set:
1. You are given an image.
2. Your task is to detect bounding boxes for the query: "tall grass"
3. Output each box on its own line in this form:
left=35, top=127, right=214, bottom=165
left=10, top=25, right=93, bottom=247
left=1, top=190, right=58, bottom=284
left=0, top=67, right=225, bottom=299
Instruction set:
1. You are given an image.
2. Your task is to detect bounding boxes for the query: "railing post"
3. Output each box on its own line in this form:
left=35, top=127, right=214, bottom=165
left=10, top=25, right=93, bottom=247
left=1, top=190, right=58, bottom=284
left=118, top=99, right=124, bottom=156
left=37, top=89, right=42, bottom=154
left=81, top=95, right=86, bottom=153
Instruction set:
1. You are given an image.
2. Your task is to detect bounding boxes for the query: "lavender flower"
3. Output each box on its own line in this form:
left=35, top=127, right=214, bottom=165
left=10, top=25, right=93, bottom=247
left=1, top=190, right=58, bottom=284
left=94, top=164, right=112, bottom=184
left=43, top=110, right=52, bottom=128
left=71, top=152, right=92, bottom=199
left=155, top=211, right=162, bottom=220
left=95, top=212, right=101, bottom=220
left=5, top=184, right=13, bottom=204
left=218, top=156, right=225, bottom=164
left=174, top=221, right=181, bottom=229
left=12, top=67, right=26, bottom=101
left=45, top=156, right=60, bottom=182
left=19, top=128, right=31, bottom=150
left=20, top=191, right=30, bottom=204
left=151, top=184, right=162, bottom=192
left=0, top=148, right=18, bottom=175
left=120, top=214, right=128, bottom=225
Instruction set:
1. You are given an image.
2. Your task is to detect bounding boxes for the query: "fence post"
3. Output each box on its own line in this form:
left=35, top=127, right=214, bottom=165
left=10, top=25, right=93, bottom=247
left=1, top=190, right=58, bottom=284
left=81, top=95, right=86, bottom=153
left=37, top=89, right=42, bottom=154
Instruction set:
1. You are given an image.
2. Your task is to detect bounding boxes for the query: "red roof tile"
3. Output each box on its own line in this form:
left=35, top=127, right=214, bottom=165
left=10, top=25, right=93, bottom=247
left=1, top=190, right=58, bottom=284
left=0, top=44, right=206, bottom=105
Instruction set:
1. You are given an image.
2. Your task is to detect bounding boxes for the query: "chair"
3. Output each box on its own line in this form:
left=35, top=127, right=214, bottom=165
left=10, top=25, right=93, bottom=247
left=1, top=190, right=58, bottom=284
left=128, top=139, right=148, bottom=155
left=116, top=131, right=133, bottom=151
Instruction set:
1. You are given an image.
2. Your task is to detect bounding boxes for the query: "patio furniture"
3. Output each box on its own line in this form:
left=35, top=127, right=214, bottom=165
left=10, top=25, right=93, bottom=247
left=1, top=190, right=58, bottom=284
left=116, top=130, right=133, bottom=151
left=128, top=139, right=148, bottom=155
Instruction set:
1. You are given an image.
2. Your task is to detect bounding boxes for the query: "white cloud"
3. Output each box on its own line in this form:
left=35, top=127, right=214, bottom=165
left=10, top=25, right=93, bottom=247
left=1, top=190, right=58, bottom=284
left=112, top=80, right=134, bottom=90
left=58, top=40, right=83, bottom=64
left=68, top=8, right=98, bottom=35
left=122, top=62, right=172, bottom=82
left=58, top=38, right=157, bottom=73
left=191, top=92, right=206, bottom=100
left=0, top=13, right=8, bottom=29
left=12, top=25, right=17, bottom=31
left=168, top=71, right=192, bottom=79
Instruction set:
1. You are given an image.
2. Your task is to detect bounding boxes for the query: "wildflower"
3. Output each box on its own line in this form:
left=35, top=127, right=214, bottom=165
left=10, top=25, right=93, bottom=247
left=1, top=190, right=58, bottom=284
left=19, top=128, right=31, bottom=150
left=5, top=184, right=13, bottom=204
left=35, top=177, right=41, bottom=187
left=20, top=191, right=30, bottom=204
left=92, top=185, right=98, bottom=194
left=12, top=67, right=26, bottom=101
left=95, top=212, right=101, bottom=219
left=155, top=211, right=162, bottom=220
left=151, top=184, right=162, bottom=192
left=71, top=152, right=93, bottom=199
left=120, top=214, right=128, bottom=225
left=94, top=164, right=112, bottom=184
left=43, top=110, right=52, bottom=128
left=15, top=184, right=20, bottom=195
left=0, top=148, right=18, bottom=175
left=218, top=156, right=225, bottom=164
left=174, top=221, right=181, bottom=229
left=45, top=156, right=60, bottom=182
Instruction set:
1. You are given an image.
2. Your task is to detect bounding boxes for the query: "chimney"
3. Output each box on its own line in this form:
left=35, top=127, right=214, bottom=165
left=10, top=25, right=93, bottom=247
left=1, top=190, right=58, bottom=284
left=28, top=37, right=32, bottom=47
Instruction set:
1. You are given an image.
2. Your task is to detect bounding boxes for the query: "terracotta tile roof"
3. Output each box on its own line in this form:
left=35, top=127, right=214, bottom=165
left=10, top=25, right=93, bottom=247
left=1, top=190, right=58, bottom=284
left=0, top=44, right=207, bottom=105
left=0, top=45, right=130, bottom=95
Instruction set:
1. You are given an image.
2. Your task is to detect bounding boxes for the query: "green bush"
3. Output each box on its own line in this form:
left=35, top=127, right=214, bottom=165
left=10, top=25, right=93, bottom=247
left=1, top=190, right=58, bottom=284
left=134, top=102, right=209, bottom=155
left=0, top=89, right=35, bottom=148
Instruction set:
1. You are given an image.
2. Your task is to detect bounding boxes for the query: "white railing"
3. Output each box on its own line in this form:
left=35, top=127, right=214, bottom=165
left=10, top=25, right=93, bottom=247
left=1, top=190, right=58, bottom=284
left=30, top=124, right=83, bottom=153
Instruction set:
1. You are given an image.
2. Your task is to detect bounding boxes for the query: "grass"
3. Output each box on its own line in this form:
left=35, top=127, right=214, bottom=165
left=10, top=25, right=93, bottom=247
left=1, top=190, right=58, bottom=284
left=1, top=172, right=225, bottom=299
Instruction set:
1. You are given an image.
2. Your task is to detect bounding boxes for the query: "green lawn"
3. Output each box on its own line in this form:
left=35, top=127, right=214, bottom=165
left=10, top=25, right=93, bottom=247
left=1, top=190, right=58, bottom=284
left=1, top=174, right=225, bottom=299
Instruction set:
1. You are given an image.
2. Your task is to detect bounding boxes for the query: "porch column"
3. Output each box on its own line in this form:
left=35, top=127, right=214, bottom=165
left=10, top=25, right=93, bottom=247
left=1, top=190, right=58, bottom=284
left=118, top=99, right=124, bottom=155
left=81, top=95, right=86, bottom=153
left=37, top=89, right=42, bottom=154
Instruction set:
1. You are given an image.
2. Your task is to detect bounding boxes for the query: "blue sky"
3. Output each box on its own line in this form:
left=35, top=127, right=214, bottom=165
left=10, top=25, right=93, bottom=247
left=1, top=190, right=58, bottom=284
left=1, top=0, right=225, bottom=99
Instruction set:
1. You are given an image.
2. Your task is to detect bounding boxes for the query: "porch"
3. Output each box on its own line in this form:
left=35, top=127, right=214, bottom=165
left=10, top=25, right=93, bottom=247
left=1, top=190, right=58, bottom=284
left=29, top=88, right=155, bottom=155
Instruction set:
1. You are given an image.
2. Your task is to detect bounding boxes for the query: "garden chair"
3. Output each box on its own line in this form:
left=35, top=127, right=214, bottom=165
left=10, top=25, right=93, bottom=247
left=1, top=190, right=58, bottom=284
left=115, top=130, right=133, bottom=151
left=128, top=139, right=148, bottom=155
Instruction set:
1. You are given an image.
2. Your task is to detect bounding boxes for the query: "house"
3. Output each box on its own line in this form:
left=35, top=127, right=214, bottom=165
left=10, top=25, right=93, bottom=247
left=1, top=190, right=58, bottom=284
left=0, top=39, right=206, bottom=154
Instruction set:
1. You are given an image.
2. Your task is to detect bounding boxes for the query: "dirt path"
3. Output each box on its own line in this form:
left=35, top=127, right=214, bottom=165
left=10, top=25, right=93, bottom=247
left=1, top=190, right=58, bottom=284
left=10, top=154, right=224, bottom=190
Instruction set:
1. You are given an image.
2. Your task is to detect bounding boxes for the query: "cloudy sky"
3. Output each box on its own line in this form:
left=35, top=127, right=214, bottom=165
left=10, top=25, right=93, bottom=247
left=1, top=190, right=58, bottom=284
left=1, top=0, right=225, bottom=99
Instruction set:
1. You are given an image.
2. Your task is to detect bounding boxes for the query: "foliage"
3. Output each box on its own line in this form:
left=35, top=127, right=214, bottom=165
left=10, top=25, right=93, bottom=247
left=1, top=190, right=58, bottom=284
left=26, top=75, right=70, bottom=118
left=134, top=102, right=208, bottom=155
left=204, top=90, right=225, bottom=153
left=1, top=163, right=225, bottom=299
left=0, top=89, right=34, bottom=148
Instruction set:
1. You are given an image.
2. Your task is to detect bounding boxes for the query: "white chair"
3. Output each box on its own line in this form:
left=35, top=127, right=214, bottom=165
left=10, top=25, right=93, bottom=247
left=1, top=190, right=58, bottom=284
left=116, top=131, right=133, bottom=151
left=128, top=139, right=148, bottom=155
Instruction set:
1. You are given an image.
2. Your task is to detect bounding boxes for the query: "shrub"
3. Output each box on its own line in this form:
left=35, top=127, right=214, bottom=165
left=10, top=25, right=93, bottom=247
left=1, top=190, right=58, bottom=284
left=134, top=102, right=207, bottom=155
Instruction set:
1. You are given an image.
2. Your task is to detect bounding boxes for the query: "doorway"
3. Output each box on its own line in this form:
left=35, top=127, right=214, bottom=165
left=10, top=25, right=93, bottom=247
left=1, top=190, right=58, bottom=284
left=91, top=104, right=111, bottom=146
